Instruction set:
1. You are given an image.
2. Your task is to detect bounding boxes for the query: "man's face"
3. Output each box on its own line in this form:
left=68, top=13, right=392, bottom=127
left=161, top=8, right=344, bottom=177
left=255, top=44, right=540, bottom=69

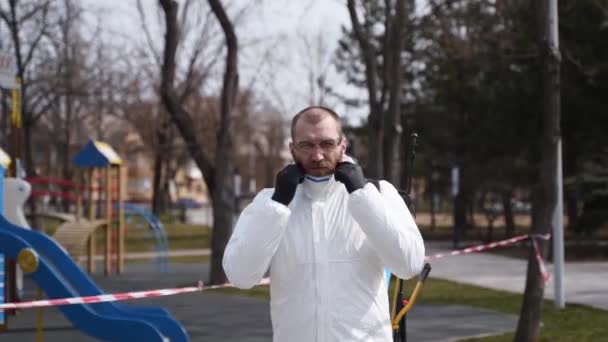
left=290, top=116, right=347, bottom=177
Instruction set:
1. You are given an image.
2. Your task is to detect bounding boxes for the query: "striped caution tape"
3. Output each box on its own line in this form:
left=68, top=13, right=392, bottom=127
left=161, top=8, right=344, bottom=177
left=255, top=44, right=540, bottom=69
left=2, top=233, right=552, bottom=311
left=531, top=238, right=551, bottom=283
left=425, top=233, right=551, bottom=283
left=425, top=234, right=550, bottom=261
left=0, top=278, right=272, bottom=310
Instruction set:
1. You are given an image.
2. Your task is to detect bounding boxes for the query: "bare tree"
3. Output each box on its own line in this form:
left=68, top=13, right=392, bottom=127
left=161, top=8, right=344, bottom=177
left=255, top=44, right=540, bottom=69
left=159, top=0, right=238, bottom=285
left=345, top=0, right=411, bottom=182
left=298, top=31, right=332, bottom=105
left=346, top=0, right=385, bottom=178
left=135, top=0, right=221, bottom=215
left=383, top=0, right=408, bottom=184
left=0, top=0, right=55, bottom=175
left=514, top=0, right=561, bottom=340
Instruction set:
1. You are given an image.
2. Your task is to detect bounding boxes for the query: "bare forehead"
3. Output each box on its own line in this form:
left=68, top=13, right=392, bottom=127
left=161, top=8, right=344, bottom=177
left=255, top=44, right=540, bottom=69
left=292, top=109, right=341, bottom=141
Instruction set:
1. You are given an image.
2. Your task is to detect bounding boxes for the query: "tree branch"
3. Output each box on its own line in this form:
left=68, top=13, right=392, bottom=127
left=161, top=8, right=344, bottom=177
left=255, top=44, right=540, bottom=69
left=158, top=0, right=215, bottom=191
left=137, top=0, right=162, bottom=66
left=208, top=0, right=239, bottom=142
left=347, top=0, right=380, bottom=115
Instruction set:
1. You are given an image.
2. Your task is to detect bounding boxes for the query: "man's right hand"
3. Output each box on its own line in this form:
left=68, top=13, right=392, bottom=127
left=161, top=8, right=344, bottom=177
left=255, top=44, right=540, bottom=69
left=271, top=164, right=305, bottom=206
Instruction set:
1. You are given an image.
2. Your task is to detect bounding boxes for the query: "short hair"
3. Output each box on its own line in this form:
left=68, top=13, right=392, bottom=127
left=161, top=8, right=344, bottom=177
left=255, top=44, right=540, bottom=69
left=290, top=106, right=343, bottom=140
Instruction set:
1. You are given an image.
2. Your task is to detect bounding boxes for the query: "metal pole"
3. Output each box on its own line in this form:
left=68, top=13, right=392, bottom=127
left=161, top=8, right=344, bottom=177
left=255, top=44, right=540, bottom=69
left=548, top=0, right=565, bottom=310
left=553, top=139, right=565, bottom=308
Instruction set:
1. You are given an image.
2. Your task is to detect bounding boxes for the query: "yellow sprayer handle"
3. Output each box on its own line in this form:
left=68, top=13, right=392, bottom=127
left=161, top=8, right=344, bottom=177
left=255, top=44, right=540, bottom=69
left=391, top=263, right=432, bottom=330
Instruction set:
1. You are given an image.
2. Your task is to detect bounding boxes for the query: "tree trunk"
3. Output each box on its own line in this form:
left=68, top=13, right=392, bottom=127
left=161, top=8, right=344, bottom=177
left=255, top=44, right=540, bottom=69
left=565, top=191, right=578, bottom=233
left=502, top=189, right=515, bottom=238
left=159, top=0, right=239, bottom=285
left=453, top=191, right=467, bottom=249
left=515, top=0, right=561, bottom=340
left=347, top=0, right=383, bottom=179
left=207, top=0, right=239, bottom=285
left=453, top=168, right=469, bottom=244
left=152, top=150, right=165, bottom=215
left=152, top=113, right=170, bottom=215
left=61, top=92, right=73, bottom=213
left=382, top=0, right=406, bottom=185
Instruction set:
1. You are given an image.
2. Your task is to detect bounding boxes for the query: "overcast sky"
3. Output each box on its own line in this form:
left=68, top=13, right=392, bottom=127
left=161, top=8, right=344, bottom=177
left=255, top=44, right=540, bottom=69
left=80, top=0, right=368, bottom=126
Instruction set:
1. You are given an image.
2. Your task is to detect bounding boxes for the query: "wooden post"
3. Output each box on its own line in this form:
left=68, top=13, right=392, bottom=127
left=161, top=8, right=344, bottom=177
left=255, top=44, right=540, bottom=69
left=117, top=165, right=125, bottom=274
left=87, top=168, right=96, bottom=273
left=105, top=166, right=112, bottom=275
left=75, top=169, right=82, bottom=222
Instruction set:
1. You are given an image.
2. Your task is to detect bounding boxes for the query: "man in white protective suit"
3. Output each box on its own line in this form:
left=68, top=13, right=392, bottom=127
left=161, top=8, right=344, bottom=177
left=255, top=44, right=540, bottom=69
left=223, top=106, right=425, bottom=342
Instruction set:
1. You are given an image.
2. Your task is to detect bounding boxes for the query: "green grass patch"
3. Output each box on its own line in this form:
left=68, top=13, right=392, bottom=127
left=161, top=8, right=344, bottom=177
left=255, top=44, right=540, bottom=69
left=206, top=286, right=271, bottom=300
left=89, top=222, right=211, bottom=253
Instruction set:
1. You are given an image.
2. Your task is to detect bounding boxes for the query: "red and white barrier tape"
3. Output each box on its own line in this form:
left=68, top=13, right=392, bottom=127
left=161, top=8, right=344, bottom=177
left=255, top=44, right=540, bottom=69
left=425, top=234, right=530, bottom=261
left=0, top=282, right=204, bottom=310
left=425, top=233, right=551, bottom=283
left=0, top=278, right=272, bottom=310
left=1, top=234, right=552, bottom=311
left=532, top=238, right=551, bottom=283
left=202, top=277, right=270, bottom=291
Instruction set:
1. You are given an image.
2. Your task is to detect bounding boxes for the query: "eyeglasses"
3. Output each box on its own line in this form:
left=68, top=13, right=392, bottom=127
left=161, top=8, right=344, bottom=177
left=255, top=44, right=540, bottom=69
left=294, top=137, right=342, bottom=154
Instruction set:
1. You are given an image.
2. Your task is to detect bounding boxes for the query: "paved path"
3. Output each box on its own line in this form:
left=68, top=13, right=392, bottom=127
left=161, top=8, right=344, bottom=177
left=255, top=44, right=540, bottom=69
left=6, top=239, right=600, bottom=341
left=1, top=263, right=518, bottom=342
left=427, top=241, right=608, bottom=311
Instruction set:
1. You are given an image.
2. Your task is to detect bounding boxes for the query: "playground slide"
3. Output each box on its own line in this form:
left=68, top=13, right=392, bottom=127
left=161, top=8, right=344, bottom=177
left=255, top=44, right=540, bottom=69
left=0, top=215, right=190, bottom=341
left=5, top=179, right=175, bottom=318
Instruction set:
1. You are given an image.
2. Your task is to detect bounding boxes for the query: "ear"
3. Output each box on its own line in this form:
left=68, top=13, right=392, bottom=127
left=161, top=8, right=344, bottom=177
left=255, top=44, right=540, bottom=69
left=340, top=135, right=348, bottom=154
left=289, top=141, right=295, bottom=161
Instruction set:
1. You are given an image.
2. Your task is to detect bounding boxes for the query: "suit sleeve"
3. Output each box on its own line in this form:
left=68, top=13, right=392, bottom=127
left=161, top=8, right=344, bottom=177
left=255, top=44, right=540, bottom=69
left=222, top=189, right=291, bottom=289
left=348, top=181, right=425, bottom=279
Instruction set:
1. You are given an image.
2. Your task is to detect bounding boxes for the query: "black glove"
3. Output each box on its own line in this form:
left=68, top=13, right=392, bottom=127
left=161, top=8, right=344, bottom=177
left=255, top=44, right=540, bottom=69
left=334, top=162, right=367, bottom=193
left=271, top=164, right=305, bottom=206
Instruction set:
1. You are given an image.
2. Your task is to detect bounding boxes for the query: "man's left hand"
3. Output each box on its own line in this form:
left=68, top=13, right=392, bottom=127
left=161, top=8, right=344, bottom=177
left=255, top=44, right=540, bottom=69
left=334, top=162, right=367, bottom=194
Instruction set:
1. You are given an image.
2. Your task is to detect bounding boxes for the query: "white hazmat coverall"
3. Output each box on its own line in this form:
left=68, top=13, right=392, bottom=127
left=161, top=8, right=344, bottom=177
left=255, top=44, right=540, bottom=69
left=223, top=175, right=425, bottom=342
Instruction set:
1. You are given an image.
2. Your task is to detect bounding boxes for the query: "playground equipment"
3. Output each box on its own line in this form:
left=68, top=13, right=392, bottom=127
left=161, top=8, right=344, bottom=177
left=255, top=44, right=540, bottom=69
left=0, top=173, right=189, bottom=340
left=3, top=178, right=33, bottom=299
left=73, top=140, right=126, bottom=275
left=0, top=147, right=10, bottom=328
left=121, top=203, right=170, bottom=273
left=25, top=179, right=170, bottom=274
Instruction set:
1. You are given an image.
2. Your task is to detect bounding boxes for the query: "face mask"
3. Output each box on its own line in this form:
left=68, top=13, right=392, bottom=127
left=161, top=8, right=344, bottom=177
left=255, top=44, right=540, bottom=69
left=304, top=174, right=331, bottom=183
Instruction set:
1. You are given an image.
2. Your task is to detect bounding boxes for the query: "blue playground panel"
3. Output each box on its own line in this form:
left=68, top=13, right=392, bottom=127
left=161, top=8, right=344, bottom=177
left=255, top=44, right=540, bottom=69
left=73, top=140, right=122, bottom=167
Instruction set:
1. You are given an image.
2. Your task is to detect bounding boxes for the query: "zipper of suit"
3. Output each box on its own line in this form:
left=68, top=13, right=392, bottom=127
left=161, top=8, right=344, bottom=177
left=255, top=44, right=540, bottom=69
left=311, top=200, right=322, bottom=342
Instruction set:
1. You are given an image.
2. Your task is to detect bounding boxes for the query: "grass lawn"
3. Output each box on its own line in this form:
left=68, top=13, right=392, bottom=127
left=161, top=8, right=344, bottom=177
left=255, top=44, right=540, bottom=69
left=125, top=222, right=211, bottom=252
left=34, top=216, right=211, bottom=253
left=209, top=277, right=608, bottom=342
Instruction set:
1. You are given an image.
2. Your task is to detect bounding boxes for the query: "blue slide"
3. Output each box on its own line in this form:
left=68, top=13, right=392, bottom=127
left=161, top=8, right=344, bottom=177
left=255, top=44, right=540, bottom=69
left=0, top=214, right=189, bottom=341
